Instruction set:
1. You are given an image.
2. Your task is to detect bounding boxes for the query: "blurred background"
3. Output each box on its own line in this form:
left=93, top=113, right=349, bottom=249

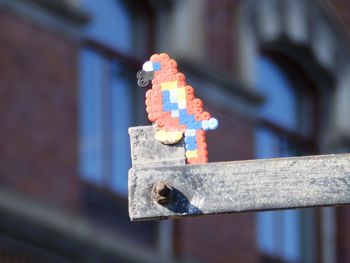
left=1, top=0, right=350, bottom=262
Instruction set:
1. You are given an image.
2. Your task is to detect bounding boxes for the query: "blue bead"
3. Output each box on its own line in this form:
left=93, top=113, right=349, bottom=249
left=179, top=114, right=193, bottom=125
left=185, top=136, right=196, bottom=144
left=153, top=62, right=161, bottom=71
left=169, top=103, right=178, bottom=111
left=162, top=99, right=170, bottom=106
left=162, top=91, right=170, bottom=100
left=185, top=142, right=197, bottom=150
left=187, top=115, right=195, bottom=123
left=187, top=121, right=201, bottom=130
left=179, top=109, right=187, bottom=117
left=162, top=90, right=170, bottom=96
left=186, top=122, right=197, bottom=129
left=194, top=121, right=202, bottom=129
left=163, top=105, right=170, bottom=111
left=179, top=116, right=186, bottom=124
left=162, top=99, right=172, bottom=111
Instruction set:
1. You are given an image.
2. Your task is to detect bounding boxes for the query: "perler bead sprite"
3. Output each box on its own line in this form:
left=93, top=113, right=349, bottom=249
left=137, top=53, right=218, bottom=164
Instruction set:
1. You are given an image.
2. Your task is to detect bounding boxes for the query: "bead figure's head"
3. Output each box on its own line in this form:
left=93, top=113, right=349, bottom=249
left=137, top=53, right=183, bottom=88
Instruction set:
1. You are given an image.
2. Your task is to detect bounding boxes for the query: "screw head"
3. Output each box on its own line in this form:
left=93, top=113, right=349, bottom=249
left=152, top=181, right=173, bottom=204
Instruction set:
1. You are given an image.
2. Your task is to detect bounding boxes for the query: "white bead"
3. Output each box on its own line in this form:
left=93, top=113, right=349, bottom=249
left=202, top=120, right=210, bottom=131
left=209, top=118, right=218, bottom=130
left=142, top=61, right=153, bottom=72
left=185, top=129, right=196, bottom=136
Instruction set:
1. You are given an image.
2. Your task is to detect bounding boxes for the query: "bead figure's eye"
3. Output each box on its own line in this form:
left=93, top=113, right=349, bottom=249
left=153, top=62, right=161, bottom=71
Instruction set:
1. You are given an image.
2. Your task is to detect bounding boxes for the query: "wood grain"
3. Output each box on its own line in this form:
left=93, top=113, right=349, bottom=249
left=129, top=153, right=350, bottom=221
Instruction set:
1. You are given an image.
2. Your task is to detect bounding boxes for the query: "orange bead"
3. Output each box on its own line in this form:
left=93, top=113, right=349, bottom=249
left=152, top=92, right=161, bottom=99
left=193, top=98, right=203, bottom=108
left=198, top=156, right=208, bottom=163
left=196, top=134, right=206, bottom=143
left=187, top=158, right=197, bottom=164
left=148, top=113, right=157, bottom=122
left=169, top=59, right=177, bottom=68
left=156, top=118, right=165, bottom=127
left=197, top=147, right=208, bottom=155
left=197, top=139, right=205, bottom=144
left=194, top=107, right=203, bottom=115
left=145, top=89, right=154, bottom=99
left=177, top=80, right=186, bottom=87
left=152, top=79, right=159, bottom=85
left=197, top=145, right=207, bottom=153
left=186, top=94, right=195, bottom=101
left=185, top=85, right=194, bottom=94
left=145, top=99, right=151, bottom=106
left=196, top=130, right=205, bottom=137
left=201, top=111, right=211, bottom=120
left=179, top=125, right=186, bottom=132
left=160, top=53, right=170, bottom=62
left=187, top=105, right=195, bottom=115
left=152, top=88, right=161, bottom=94
left=194, top=113, right=202, bottom=121
left=169, top=68, right=178, bottom=75
left=150, top=54, right=160, bottom=62
left=176, top=73, right=185, bottom=81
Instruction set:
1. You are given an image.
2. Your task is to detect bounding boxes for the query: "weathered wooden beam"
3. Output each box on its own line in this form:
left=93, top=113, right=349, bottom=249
left=129, top=126, right=185, bottom=169
left=128, top=126, right=350, bottom=221
left=129, top=153, right=350, bottom=221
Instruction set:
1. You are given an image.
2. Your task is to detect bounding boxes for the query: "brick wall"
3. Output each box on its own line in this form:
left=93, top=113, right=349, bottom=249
left=176, top=213, right=257, bottom=263
left=174, top=0, right=259, bottom=261
left=206, top=0, right=243, bottom=75
left=0, top=10, right=80, bottom=212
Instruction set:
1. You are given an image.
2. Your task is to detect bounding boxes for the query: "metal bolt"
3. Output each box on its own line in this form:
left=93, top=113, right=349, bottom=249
left=152, top=181, right=173, bottom=204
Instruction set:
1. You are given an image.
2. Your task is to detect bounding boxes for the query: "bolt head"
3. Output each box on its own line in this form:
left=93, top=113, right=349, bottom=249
left=152, top=181, right=173, bottom=204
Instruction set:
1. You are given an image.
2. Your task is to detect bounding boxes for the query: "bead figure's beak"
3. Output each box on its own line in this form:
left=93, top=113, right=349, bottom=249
left=137, top=60, right=161, bottom=87
left=137, top=69, right=154, bottom=87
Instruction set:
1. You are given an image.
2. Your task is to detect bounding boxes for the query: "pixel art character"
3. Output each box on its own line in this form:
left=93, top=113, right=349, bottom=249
left=137, top=53, right=218, bottom=164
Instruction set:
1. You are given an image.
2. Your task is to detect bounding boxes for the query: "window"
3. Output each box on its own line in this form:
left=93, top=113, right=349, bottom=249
left=255, top=55, right=318, bottom=262
left=79, top=0, right=153, bottom=195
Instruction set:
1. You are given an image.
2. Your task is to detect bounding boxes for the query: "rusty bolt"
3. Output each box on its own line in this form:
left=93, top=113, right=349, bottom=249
left=152, top=181, right=173, bottom=204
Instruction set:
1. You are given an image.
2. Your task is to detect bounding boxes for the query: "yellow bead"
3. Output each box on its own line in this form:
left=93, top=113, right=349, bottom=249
left=161, top=80, right=178, bottom=90
left=177, top=87, right=186, bottom=100
left=185, top=150, right=198, bottom=158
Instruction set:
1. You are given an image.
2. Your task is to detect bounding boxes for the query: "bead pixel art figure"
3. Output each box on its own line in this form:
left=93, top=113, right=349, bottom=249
left=137, top=53, right=218, bottom=164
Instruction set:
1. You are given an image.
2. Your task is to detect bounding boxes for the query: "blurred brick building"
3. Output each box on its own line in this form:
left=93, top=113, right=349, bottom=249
left=1, top=0, right=350, bottom=262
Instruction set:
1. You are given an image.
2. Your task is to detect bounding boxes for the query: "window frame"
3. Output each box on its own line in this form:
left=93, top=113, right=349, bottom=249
left=78, top=0, right=159, bottom=250
left=255, top=49, right=321, bottom=263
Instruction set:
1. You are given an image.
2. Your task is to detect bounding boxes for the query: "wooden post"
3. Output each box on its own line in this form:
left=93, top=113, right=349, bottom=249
left=129, top=126, right=350, bottom=221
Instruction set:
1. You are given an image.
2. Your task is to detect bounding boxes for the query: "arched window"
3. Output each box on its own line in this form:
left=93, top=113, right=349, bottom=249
left=255, top=54, right=318, bottom=262
left=79, top=0, right=154, bottom=195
